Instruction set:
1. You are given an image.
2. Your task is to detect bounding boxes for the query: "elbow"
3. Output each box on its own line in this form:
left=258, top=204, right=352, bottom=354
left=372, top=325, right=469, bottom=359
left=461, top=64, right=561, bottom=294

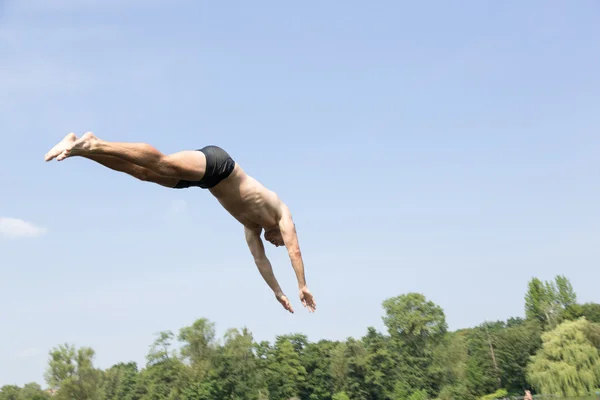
left=254, top=255, right=269, bottom=266
left=288, top=248, right=302, bottom=260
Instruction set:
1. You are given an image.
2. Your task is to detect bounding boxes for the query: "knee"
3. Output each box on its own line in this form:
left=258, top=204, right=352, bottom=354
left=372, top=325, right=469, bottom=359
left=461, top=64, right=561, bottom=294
left=136, top=169, right=152, bottom=182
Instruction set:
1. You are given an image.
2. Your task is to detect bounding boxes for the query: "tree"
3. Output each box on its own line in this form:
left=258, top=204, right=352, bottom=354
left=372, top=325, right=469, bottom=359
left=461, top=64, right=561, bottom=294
left=301, top=339, right=338, bottom=400
left=575, top=302, right=600, bottom=324
left=211, top=327, right=262, bottom=400
left=527, top=318, right=600, bottom=396
left=382, top=293, right=447, bottom=394
left=0, top=386, right=22, bottom=400
left=525, top=275, right=579, bottom=329
left=177, top=318, right=217, bottom=380
left=554, top=275, right=577, bottom=308
left=493, top=321, right=542, bottom=394
left=362, top=327, right=397, bottom=399
left=102, top=362, right=139, bottom=400
left=382, top=293, right=447, bottom=347
left=330, top=342, right=348, bottom=395
left=342, top=338, right=370, bottom=400
left=525, top=278, right=553, bottom=326
left=44, top=344, right=104, bottom=400
left=266, top=336, right=307, bottom=399
left=147, top=330, right=177, bottom=366
left=21, top=382, right=52, bottom=400
left=136, top=331, right=190, bottom=399
left=430, top=332, right=469, bottom=397
left=462, top=327, right=499, bottom=396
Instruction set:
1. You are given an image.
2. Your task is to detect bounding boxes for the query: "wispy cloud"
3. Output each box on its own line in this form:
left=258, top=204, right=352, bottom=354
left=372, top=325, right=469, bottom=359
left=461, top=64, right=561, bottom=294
left=18, top=348, right=40, bottom=358
left=0, top=217, right=47, bottom=239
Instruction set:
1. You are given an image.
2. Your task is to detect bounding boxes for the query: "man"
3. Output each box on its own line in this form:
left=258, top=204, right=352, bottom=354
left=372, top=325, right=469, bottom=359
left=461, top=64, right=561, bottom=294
left=44, top=132, right=316, bottom=314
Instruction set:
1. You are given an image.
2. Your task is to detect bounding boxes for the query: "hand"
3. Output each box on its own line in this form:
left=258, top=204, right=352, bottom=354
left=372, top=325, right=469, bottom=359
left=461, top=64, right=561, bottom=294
left=299, top=286, right=316, bottom=312
left=275, top=292, right=294, bottom=313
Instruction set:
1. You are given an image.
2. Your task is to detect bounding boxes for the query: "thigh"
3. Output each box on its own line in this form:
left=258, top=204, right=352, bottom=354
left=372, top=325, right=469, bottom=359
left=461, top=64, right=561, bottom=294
left=145, top=170, right=181, bottom=188
left=163, top=150, right=207, bottom=181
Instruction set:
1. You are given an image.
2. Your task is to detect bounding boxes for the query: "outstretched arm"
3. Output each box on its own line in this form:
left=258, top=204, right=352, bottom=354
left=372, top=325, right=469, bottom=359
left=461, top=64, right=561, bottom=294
left=278, top=205, right=306, bottom=287
left=244, top=226, right=294, bottom=313
left=278, top=204, right=316, bottom=312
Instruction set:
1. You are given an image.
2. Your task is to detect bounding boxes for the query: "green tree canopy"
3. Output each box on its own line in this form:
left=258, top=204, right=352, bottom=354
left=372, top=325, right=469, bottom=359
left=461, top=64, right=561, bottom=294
left=527, top=318, right=600, bottom=396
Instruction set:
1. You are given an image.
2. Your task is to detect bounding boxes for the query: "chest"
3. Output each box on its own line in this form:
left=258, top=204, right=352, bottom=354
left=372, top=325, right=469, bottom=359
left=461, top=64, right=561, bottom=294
left=217, top=194, right=280, bottom=229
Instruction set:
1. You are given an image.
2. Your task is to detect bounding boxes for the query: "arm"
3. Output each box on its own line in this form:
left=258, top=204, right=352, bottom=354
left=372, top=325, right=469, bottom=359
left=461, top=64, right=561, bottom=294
left=278, top=204, right=316, bottom=312
left=245, top=226, right=294, bottom=313
left=277, top=204, right=306, bottom=289
left=244, top=226, right=284, bottom=296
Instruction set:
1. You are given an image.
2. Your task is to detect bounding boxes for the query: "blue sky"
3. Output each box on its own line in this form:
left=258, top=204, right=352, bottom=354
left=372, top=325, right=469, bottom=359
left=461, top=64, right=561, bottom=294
left=1, top=0, right=599, bottom=387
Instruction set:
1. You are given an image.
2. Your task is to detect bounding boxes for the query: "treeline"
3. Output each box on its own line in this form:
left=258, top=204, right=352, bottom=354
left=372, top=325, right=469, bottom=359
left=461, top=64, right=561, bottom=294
left=3, top=275, right=600, bottom=400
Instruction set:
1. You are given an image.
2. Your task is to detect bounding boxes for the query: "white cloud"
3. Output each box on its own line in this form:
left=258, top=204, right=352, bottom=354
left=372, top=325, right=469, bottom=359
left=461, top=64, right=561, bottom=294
left=19, top=348, right=40, bottom=358
left=0, top=218, right=47, bottom=239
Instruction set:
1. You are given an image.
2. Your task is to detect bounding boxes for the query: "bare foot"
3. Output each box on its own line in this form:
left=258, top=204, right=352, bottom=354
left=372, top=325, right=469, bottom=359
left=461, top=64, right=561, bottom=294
left=56, top=132, right=98, bottom=161
left=44, top=133, right=77, bottom=161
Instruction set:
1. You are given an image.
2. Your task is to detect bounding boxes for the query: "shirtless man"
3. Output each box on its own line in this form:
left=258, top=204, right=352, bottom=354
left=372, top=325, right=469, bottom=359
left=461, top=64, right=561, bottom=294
left=44, top=132, right=316, bottom=314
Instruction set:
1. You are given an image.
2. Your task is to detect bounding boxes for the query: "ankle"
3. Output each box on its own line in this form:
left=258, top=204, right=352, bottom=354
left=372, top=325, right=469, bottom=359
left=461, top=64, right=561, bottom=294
left=88, top=137, right=103, bottom=153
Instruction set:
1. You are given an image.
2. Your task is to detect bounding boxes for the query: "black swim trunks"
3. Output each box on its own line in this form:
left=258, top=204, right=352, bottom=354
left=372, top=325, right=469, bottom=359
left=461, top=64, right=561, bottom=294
left=174, top=145, right=236, bottom=189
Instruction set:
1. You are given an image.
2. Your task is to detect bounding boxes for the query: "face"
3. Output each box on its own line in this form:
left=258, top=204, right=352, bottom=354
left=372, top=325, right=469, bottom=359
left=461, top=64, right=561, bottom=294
left=264, top=228, right=284, bottom=247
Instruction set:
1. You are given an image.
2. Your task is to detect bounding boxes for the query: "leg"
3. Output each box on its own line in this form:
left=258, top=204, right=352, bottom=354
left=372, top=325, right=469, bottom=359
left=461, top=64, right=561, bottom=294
left=46, top=132, right=207, bottom=181
left=44, top=133, right=179, bottom=187
left=83, top=154, right=180, bottom=188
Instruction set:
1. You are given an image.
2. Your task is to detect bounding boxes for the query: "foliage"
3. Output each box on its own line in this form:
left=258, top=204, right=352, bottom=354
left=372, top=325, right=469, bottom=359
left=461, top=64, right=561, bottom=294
left=5, top=274, right=600, bottom=400
left=526, top=317, right=600, bottom=397
left=331, top=392, right=350, bottom=400
left=479, top=388, right=508, bottom=400
left=525, top=275, right=578, bottom=329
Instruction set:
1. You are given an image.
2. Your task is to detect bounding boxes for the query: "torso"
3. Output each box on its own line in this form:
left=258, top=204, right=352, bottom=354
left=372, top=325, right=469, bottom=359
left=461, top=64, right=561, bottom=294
left=208, top=164, right=283, bottom=232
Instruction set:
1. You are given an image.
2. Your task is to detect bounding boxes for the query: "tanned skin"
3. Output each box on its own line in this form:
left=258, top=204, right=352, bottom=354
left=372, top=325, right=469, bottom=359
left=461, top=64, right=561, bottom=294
left=44, top=132, right=316, bottom=313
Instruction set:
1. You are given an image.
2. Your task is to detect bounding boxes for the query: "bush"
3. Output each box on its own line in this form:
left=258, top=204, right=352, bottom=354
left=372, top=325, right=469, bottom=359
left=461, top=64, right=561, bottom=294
left=332, top=392, right=350, bottom=400
left=479, top=388, right=508, bottom=400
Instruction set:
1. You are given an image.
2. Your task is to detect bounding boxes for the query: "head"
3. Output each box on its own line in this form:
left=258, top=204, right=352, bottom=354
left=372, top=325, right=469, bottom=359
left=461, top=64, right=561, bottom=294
left=264, top=227, right=284, bottom=247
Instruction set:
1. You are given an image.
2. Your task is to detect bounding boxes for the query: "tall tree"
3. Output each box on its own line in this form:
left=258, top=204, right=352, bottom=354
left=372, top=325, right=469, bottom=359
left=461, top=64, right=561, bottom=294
left=382, top=293, right=447, bottom=394
left=525, top=275, right=579, bottom=329
left=211, top=327, right=262, bottom=400
left=44, top=344, right=104, bottom=400
left=147, top=330, right=176, bottom=366
left=177, top=318, right=217, bottom=380
left=342, top=338, right=370, bottom=400
left=430, top=331, right=470, bottom=398
left=462, top=327, right=499, bottom=396
left=21, top=383, right=52, bottom=400
left=493, top=320, right=542, bottom=394
left=136, top=331, right=190, bottom=399
left=330, top=342, right=349, bottom=395
left=301, top=339, right=338, bottom=400
left=554, top=275, right=577, bottom=308
left=266, top=336, right=307, bottom=400
left=525, top=278, right=551, bottom=326
left=102, top=362, right=139, bottom=400
left=362, top=327, right=397, bottom=400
